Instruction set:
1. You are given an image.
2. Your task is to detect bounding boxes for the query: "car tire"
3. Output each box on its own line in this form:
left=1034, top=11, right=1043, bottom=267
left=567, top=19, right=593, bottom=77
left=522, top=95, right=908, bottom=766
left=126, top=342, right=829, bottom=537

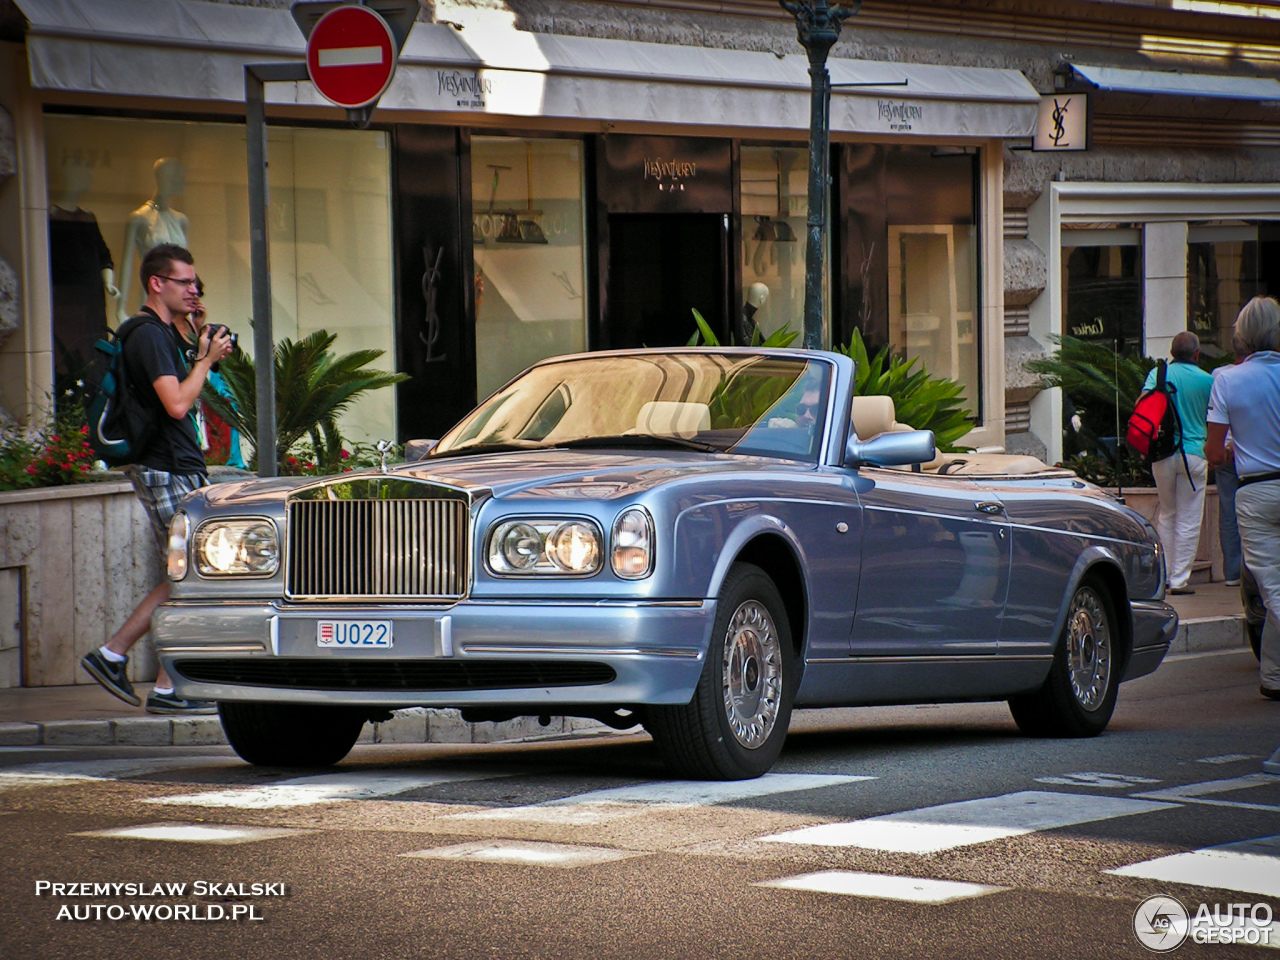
left=218, top=701, right=365, bottom=767
left=645, top=563, right=796, bottom=780
left=1008, top=578, right=1119, bottom=738
left=1247, top=621, right=1263, bottom=661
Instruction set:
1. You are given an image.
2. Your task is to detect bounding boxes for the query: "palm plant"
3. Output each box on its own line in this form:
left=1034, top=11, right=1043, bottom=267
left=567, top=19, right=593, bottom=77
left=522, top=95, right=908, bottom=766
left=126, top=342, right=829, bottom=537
left=200, top=330, right=408, bottom=473
left=687, top=311, right=974, bottom=452
left=837, top=328, right=974, bottom=452
left=1024, top=335, right=1154, bottom=442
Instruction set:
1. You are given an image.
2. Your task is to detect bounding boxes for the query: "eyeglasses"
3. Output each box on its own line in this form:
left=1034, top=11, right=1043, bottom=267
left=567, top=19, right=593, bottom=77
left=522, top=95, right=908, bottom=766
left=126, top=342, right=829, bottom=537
left=156, top=275, right=199, bottom=289
left=797, top=403, right=819, bottom=417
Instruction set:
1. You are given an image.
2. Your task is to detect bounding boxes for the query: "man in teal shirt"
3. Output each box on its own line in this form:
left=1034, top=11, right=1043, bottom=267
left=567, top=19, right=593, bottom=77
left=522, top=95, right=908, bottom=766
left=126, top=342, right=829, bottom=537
left=1142, top=330, right=1215, bottom=594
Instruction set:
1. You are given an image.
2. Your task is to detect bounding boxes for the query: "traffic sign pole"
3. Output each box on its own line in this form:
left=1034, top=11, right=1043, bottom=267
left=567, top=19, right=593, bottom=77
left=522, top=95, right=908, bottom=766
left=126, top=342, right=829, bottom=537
left=241, top=3, right=417, bottom=474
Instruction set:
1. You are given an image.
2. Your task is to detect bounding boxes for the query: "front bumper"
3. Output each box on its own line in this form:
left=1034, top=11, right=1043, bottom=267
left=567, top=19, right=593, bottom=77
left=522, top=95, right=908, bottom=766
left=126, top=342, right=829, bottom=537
left=153, top=598, right=714, bottom=707
left=1124, top=598, right=1178, bottom=681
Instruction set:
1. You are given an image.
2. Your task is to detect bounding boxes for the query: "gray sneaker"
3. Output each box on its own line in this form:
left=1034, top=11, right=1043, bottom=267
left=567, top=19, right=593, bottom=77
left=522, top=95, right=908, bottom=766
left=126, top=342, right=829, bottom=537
left=81, top=650, right=140, bottom=706
left=145, top=690, right=217, bottom=715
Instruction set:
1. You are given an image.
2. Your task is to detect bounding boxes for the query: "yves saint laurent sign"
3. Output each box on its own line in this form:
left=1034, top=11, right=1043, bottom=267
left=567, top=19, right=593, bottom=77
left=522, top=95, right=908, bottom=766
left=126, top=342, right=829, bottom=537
left=1034, top=93, right=1088, bottom=151
left=437, top=70, right=493, bottom=109
left=878, top=100, right=924, bottom=133
left=643, top=157, right=699, bottom=192
left=599, top=136, right=731, bottom=213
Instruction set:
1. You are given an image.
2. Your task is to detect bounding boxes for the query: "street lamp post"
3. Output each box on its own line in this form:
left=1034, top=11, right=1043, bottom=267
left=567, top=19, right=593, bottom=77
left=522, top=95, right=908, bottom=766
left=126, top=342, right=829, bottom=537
left=780, top=0, right=860, bottom=350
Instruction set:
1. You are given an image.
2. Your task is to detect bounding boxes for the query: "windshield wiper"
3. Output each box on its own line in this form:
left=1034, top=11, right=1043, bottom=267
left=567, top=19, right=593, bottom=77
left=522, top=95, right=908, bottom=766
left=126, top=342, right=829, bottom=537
left=557, top=434, right=720, bottom=453
left=429, top=439, right=552, bottom=458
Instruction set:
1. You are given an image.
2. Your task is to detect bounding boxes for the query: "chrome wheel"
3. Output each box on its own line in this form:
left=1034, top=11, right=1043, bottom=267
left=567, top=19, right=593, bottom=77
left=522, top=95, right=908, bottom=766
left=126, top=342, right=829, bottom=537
left=721, top=599, right=783, bottom=748
left=1066, top=586, right=1112, bottom=712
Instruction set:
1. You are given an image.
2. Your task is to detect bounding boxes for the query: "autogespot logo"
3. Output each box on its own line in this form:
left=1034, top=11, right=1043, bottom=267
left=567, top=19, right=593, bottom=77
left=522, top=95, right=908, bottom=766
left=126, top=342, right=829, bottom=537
left=1134, top=895, right=1190, bottom=952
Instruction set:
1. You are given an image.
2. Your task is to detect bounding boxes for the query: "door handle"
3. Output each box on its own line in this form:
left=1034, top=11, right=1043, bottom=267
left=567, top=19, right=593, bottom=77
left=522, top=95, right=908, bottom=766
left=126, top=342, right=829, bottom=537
left=974, top=501, right=1003, bottom=515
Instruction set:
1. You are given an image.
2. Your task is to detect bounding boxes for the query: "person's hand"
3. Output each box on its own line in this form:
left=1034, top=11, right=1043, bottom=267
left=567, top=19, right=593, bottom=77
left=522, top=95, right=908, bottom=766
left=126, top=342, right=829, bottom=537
left=199, top=324, right=234, bottom=364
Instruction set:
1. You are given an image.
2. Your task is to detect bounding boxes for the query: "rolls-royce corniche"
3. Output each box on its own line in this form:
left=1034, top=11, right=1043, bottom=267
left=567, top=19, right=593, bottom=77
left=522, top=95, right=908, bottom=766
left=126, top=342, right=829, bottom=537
left=154, top=348, right=1176, bottom=779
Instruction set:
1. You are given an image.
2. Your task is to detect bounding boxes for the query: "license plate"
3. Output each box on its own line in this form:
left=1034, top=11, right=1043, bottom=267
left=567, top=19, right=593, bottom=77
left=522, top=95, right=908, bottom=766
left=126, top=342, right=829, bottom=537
left=316, top=620, right=393, bottom=649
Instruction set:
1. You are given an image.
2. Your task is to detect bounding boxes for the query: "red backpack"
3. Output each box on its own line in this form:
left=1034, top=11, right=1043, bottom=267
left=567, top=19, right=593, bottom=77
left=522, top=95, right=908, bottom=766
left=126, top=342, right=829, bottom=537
left=1126, top=359, right=1194, bottom=483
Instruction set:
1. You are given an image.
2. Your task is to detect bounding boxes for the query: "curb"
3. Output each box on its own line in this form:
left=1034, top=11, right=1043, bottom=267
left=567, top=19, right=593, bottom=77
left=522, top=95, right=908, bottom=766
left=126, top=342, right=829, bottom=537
left=0, top=709, right=632, bottom=749
left=1170, top=614, right=1248, bottom=656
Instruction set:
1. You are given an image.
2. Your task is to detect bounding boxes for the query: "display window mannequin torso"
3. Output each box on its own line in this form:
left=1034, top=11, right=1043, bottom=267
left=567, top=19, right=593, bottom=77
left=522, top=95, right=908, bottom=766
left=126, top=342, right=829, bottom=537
left=117, top=158, right=191, bottom=323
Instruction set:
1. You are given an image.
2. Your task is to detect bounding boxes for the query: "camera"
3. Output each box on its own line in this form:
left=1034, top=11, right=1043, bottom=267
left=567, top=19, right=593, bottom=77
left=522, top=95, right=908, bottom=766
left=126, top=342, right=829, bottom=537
left=184, top=324, right=237, bottom=365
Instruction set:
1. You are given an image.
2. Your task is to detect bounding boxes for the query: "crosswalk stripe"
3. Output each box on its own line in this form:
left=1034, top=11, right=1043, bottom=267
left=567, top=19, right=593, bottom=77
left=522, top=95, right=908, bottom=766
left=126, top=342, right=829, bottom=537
left=756, top=870, right=1008, bottom=903
left=74, top=822, right=315, bottom=844
left=145, top=770, right=510, bottom=809
left=1107, top=835, right=1280, bottom=898
left=403, top=840, right=649, bottom=868
left=451, top=773, right=872, bottom=825
left=760, top=790, right=1179, bottom=854
left=0, top=757, right=231, bottom=789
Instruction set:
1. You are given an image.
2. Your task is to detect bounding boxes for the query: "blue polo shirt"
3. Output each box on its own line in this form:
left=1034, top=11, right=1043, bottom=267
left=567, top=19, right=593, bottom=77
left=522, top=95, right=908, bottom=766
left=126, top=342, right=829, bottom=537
left=1208, top=351, right=1280, bottom=478
left=1143, top=360, right=1214, bottom=460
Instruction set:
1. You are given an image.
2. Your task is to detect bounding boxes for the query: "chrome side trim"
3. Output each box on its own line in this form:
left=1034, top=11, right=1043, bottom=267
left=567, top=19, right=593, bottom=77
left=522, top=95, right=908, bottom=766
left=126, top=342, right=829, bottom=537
left=269, top=615, right=279, bottom=656
left=806, top=654, right=1054, bottom=665
left=459, top=644, right=702, bottom=658
left=162, top=644, right=267, bottom=654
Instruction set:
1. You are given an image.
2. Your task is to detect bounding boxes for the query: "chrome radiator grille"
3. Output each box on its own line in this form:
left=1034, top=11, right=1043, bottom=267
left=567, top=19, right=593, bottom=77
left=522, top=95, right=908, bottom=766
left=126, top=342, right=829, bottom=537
left=286, top=498, right=468, bottom=600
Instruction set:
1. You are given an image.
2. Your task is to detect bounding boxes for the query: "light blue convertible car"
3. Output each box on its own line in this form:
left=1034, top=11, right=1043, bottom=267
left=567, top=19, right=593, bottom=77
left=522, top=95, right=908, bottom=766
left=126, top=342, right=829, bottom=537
left=154, top=348, right=1176, bottom=779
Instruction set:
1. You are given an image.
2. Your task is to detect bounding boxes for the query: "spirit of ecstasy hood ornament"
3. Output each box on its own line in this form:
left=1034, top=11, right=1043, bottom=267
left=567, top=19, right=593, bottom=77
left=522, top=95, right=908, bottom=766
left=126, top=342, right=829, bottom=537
left=376, top=439, right=393, bottom=474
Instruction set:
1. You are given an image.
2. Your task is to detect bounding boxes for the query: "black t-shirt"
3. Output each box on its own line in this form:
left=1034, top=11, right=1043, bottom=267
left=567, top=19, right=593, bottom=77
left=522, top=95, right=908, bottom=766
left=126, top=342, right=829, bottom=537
left=121, top=307, right=206, bottom=475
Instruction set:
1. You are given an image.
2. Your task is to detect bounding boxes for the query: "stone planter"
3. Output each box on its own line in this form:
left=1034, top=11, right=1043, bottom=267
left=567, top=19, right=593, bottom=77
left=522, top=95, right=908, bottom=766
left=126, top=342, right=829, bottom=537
left=0, top=480, right=161, bottom=688
left=1119, top=484, right=1223, bottom=582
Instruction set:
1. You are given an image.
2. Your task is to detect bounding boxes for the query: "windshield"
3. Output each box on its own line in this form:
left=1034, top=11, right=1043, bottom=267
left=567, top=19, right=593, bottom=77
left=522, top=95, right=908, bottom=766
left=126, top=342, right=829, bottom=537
left=432, top=353, right=831, bottom=463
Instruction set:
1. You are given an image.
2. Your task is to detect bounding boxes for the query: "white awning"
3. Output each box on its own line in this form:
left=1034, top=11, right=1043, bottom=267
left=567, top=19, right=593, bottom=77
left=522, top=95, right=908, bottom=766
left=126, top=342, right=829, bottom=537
left=1071, top=63, right=1280, bottom=101
left=14, top=0, right=1039, bottom=139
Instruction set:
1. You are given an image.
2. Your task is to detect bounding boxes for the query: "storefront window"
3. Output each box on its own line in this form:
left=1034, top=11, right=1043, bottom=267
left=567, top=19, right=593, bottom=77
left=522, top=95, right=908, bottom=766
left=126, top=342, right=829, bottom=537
left=1061, top=228, right=1143, bottom=353
left=471, top=136, right=587, bottom=398
left=44, top=115, right=395, bottom=445
left=1188, top=224, right=1259, bottom=353
left=883, top=147, right=979, bottom=408
left=739, top=147, right=822, bottom=343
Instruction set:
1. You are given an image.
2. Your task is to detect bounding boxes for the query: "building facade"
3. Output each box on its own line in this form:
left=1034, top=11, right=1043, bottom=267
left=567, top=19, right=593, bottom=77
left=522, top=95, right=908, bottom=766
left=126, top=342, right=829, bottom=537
left=1, top=0, right=1279, bottom=464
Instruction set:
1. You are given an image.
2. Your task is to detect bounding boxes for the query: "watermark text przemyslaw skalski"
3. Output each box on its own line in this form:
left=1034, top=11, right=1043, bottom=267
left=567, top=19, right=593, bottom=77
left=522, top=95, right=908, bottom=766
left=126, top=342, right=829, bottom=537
left=35, top=881, right=287, bottom=922
left=1134, top=894, right=1276, bottom=952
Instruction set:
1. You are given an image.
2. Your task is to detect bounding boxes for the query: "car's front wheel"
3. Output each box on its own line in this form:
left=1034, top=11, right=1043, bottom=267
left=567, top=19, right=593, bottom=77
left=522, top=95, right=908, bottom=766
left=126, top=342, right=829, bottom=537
left=218, top=701, right=366, bottom=767
left=1008, top=578, right=1120, bottom=738
left=646, top=563, right=796, bottom=780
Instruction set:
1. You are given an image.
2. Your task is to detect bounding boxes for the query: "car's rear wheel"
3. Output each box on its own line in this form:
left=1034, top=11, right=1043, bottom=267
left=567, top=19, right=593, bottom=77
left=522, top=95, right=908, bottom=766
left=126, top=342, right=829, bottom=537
left=1248, top=620, right=1263, bottom=661
left=218, top=701, right=365, bottom=767
left=1008, top=578, right=1119, bottom=738
left=645, top=563, right=796, bottom=780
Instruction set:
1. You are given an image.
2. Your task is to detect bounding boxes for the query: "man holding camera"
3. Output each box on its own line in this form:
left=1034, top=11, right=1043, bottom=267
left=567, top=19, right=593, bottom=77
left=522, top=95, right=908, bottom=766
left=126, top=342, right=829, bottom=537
left=80, top=242, right=235, bottom=714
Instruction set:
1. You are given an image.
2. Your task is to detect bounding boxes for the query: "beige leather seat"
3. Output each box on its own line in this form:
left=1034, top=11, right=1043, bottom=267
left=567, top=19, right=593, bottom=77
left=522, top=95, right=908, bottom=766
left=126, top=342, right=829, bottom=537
left=850, top=395, right=1053, bottom=475
left=634, top=401, right=711, bottom=438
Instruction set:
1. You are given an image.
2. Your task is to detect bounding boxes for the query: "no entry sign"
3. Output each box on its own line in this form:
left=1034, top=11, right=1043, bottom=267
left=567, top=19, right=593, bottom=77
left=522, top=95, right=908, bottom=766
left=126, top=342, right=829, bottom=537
left=305, top=5, right=397, bottom=109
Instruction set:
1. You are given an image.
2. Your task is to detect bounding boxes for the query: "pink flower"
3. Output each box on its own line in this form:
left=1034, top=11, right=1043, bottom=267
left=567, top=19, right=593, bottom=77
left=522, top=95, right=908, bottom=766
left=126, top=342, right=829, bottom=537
left=340, top=449, right=350, bottom=460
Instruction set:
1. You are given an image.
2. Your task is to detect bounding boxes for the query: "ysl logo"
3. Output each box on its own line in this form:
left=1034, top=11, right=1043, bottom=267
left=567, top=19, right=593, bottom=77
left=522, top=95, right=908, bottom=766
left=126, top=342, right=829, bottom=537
left=1051, top=97, right=1072, bottom=147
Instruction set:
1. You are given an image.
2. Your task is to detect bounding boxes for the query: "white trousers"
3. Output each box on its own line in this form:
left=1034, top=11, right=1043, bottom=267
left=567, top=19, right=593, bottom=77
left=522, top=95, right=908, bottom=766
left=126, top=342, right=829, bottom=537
left=1236, top=480, right=1280, bottom=691
left=1152, top=453, right=1208, bottom=589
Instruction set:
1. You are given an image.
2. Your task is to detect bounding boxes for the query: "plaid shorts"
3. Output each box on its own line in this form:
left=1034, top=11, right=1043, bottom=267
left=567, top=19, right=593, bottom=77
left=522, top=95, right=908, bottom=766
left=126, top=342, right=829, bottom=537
left=124, top=467, right=208, bottom=558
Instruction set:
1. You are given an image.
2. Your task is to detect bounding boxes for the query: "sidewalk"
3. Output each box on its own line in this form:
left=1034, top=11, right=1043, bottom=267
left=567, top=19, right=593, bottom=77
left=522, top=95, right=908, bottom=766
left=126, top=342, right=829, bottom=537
left=0, top=583, right=1249, bottom=749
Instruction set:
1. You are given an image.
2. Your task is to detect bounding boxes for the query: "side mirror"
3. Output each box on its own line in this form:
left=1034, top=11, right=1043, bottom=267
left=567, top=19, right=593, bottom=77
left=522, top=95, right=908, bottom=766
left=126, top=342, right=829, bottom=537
left=404, top=439, right=438, bottom=462
left=845, top=429, right=936, bottom=469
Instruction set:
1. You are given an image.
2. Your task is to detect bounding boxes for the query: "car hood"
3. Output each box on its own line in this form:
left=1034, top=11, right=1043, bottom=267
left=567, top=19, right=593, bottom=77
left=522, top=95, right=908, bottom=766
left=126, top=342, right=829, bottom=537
left=200, top=450, right=815, bottom=507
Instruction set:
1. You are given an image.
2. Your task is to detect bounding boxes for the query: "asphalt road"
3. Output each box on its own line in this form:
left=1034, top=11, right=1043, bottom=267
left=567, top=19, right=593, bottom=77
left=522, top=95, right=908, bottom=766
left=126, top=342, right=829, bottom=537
left=1, top=647, right=1277, bottom=960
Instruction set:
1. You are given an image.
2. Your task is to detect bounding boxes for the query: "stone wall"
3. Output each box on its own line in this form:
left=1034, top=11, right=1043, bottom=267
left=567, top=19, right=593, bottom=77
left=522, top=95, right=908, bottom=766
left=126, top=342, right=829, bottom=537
left=0, top=482, right=161, bottom=687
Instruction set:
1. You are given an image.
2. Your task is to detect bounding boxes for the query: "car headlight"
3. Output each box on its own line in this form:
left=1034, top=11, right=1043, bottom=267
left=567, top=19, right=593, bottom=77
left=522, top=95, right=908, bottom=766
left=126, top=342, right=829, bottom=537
left=487, top=519, right=603, bottom=576
left=193, top=519, right=279, bottom=577
left=611, top=507, right=654, bottom=579
left=167, top=512, right=190, bottom=581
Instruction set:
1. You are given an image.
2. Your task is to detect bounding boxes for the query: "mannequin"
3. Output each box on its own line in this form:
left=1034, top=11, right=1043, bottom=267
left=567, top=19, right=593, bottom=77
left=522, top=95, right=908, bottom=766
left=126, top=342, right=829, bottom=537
left=49, top=155, right=119, bottom=373
left=116, top=158, right=191, bottom=323
left=737, top=281, right=769, bottom=345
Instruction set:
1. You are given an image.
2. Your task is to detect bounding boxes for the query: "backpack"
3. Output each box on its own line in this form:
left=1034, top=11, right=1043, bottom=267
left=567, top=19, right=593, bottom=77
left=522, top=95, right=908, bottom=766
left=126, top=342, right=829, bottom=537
left=1126, top=360, right=1180, bottom=464
left=85, top=314, right=165, bottom=466
left=1126, top=359, right=1196, bottom=487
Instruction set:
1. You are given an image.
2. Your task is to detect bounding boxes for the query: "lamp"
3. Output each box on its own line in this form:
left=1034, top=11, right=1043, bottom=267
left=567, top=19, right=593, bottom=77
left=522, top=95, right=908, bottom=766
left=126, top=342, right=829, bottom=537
left=754, top=216, right=796, bottom=243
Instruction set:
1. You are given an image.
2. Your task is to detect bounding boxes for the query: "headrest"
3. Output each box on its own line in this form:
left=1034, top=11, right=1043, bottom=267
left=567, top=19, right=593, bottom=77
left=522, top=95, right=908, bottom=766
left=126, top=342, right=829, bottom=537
left=635, top=401, right=711, bottom=438
left=851, top=395, right=897, bottom=439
